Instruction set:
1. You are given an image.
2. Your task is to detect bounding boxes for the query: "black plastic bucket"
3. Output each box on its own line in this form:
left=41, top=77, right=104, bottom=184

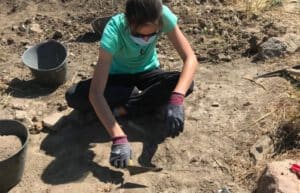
left=22, top=40, right=68, bottom=87
left=0, top=120, right=29, bottom=193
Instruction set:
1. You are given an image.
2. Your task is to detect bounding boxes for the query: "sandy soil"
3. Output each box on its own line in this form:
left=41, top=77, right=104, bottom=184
left=0, top=0, right=300, bottom=193
left=0, top=135, right=22, bottom=161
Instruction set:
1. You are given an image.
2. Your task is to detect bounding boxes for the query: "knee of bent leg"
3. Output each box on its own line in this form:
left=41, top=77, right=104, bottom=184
left=65, top=85, right=77, bottom=108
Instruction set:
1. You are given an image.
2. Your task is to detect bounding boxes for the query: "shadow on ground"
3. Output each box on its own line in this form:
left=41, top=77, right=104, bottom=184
left=5, top=78, right=59, bottom=98
left=40, top=110, right=167, bottom=187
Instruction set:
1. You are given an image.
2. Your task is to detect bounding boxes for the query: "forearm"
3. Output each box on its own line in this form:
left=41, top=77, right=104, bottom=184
left=89, top=92, right=125, bottom=138
left=173, top=55, right=198, bottom=95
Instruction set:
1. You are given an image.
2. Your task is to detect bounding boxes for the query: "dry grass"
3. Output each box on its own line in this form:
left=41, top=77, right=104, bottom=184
left=229, top=0, right=284, bottom=12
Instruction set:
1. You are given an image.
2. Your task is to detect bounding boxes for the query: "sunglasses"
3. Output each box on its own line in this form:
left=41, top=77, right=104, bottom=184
left=131, top=31, right=160, bottom=38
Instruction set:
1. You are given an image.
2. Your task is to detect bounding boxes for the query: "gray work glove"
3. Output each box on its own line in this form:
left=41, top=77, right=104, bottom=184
left=109, top=136, right=132, bottom=168
left=165, top=103, right=185, bottom=138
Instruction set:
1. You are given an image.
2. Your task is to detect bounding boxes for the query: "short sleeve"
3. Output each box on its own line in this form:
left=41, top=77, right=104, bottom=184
left=161, top=5, right=178, bottom=33
left=99, top=17, right=120, bottom=55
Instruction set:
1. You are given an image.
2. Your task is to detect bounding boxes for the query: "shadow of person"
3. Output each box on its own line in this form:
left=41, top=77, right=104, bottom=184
left=40, top=110, right=167, bottom=186
left=5, top=78, right=58, bottom=98
left=75, top=32, right=100, bottom=43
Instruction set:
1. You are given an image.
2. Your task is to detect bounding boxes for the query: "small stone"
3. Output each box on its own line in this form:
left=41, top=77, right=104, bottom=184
left=12, top=25, right=18, bottom=31
left=57, top=103, right=67, bottom=112
left=7, top=38, right=15, bottom=45
left=29, top=23, right=43, bottom=33
left=63, top=20, right=72, bottom=26
left=18, top=24, right=27, bottom=32
left=32, top=116, right=39, bottom=122
left=250, top=135, right=274, bottom=163
left=212, top=102, right=219, bottom=107
left=217, top=53, right=232, bottom=62
left=189, top=156, right=199, bottom=163
left=193, top=28, right=200, bottom=35
left=33, top=121, right=43, bottom=131
left=52, top=31, right=63, bottom=40
left=243, top=102, right=252, bottom=106
left=42, top=112, right=65, bottom=130
left=197, top=53, right=209, bottom=62
left=11, top=100, right=27, bottom=110
left=91, top=61, right=97, bottom=67
left=24, top=19, right=32, bottom=25
left=282, top=33, right=300, bottom=54
left=195, top=0, right=201, bottom=5
left=15, top=110, right=27, bottom=120
left=20, top=40, right=30, bottom=46
left=169, top=57, right=175, bottom=62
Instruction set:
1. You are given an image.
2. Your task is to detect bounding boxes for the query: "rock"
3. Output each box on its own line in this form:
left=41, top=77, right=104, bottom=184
left=12, top=25, right=18, bottom=31
left=11, top=99, right=28, bottom=110
left=243, top=102, right=251, bottom=106
left=254, top=159, right=300, bottom=193
left=24, top=19, right=32, bottom=25
left=257, top=37, right=287, bottom=60
left=52, top=31, right=63, bottom=40
left=20, top=40, right=30, bottom=46
left=250, top=135, right=274, bottom=163
left=195, top=0, right=201, bottom=5
left=282, top=33, right=300, bottom=53
left=18, top=24, right=27, bottom=32
left=42, top=112, right=65, bottom=130
left=57, top=103, right=67, bottom=112
left=212, top=102, right=219, bottom=107
left=29, top=23, right=43, bottom=33
left=263, top=22, right=287, bottom=37
left=15, top=110, right=27, bottom=120
left=217, top=53, right=232, bottom=62
left=197, top=53, right=209, bottom=62
left=7, top=38, right=15, bottom=45
left=31, top=116, right=39, bottom=122
left=31, top=121, right=43, bottom=134
left=91, top=61, right=97, bottom=67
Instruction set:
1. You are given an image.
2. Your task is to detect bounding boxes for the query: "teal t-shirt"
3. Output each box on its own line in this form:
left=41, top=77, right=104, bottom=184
left=100, top=5, right=178, bottom=74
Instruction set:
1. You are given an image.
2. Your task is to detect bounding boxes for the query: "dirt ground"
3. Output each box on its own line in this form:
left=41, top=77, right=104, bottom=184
left=1, top=0, right=300, bottom=193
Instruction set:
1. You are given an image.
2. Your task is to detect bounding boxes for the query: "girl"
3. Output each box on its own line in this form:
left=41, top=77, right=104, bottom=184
left=66, top=0, right=198, bottom=168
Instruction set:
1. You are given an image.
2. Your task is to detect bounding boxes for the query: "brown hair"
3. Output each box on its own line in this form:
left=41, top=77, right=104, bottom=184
left=125, top=0, right=163, bottom=29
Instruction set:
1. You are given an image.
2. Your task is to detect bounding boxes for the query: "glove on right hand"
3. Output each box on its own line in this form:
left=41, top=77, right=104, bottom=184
left=165, top=92, right=185, bottom=138
left=109, top=136, right=132, bottom=168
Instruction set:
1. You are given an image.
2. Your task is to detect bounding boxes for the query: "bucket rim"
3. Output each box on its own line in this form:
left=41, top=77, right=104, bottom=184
left=0, top=119, right=30, bottom=163
left=22, top=40, right=68, bottom=72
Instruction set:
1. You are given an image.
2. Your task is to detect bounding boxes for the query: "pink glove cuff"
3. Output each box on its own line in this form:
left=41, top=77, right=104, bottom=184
left=169, top=92, right=184, bottom=105
left=112, top=136, right=128, bottom=145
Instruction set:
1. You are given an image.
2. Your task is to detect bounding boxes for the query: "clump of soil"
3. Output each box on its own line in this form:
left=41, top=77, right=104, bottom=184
left=0, top=135, right=22, bottom=161
left=274, top=118, right=300, bottom=154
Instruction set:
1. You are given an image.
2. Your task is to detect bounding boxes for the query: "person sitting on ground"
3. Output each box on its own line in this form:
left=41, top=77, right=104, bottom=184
left=65, top=0, right=198, bottom=168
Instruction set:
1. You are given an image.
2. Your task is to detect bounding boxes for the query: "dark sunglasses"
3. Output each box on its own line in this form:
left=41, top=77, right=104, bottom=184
left=131, top=31, right=160, bottom=38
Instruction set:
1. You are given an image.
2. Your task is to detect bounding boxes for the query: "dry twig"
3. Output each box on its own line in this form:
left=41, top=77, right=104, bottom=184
left=242, top=76, right=267, bottom=90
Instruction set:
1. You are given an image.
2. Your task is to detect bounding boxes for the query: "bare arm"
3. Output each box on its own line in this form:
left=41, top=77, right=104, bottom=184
left=166, top=25, right=198, bottom=95
left=89, top=47, right=125, bottom=138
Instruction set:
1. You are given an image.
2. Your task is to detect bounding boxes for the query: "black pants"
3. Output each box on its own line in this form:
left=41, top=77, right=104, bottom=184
left=65, top=68, right=194, bottom=114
